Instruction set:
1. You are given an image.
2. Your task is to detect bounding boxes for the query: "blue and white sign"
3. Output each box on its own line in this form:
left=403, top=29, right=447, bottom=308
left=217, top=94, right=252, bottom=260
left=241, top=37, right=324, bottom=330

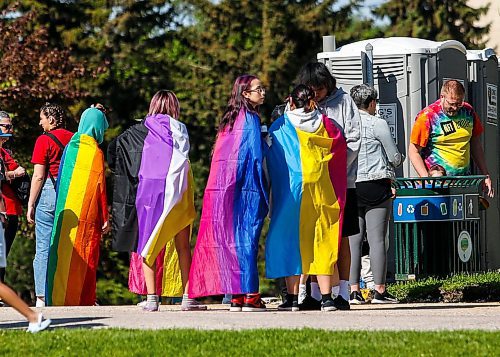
left=393, top=195, right=464, bottom=222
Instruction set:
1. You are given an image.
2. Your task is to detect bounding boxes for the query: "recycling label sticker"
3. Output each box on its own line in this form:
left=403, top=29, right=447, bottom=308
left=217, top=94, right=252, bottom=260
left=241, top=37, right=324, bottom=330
left=457, top=230, right=472, bottom=263
left=486, top=83, right=497, bottom=125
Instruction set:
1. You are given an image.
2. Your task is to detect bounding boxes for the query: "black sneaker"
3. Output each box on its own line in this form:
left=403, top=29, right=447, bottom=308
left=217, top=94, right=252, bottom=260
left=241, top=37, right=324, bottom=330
left=321, top=299, right=337, bottom=312
left=332, top=295, right=351, bottom=310
left=349, top=291, right=366, bottom=305
left=278, top=299, right=299, bottom=312
left=298, top=295, right=321, bottom=311
left=372, top=290, right=399, bottom=304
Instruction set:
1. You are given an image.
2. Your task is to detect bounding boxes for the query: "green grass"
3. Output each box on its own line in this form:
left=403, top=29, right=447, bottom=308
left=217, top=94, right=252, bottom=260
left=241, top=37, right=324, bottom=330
left=1, top=329, right=500, bottom=356
left=387, top=272, right=500, bottom=303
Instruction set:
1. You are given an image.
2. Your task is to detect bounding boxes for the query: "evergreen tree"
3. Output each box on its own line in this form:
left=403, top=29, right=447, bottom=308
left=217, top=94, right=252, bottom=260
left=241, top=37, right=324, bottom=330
left=373, top=0, right=490, bottom=49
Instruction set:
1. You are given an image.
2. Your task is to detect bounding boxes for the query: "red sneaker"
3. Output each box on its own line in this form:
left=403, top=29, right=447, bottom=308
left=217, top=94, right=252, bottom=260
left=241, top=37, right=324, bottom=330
left=229, top=295, right=244, bottom=312
left=242, top=293, right=267, bottom=312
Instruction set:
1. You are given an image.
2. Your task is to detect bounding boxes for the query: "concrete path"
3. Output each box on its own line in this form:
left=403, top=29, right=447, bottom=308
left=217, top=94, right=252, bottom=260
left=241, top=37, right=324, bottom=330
left=1, top=303, right=500, bottom=331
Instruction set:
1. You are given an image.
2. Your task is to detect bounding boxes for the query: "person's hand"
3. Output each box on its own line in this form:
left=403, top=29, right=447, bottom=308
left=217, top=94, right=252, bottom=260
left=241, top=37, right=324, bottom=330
left=264, top=134, right=272, bottom=147
left=27, top=205, right=35, bottom=224
left=391, top=187, right=397, bottom=199
left=13, top=166, right=26, bottom=177
left=484, top=175, right=495, bottom=198
left=102, top=220, right=110, bottom=235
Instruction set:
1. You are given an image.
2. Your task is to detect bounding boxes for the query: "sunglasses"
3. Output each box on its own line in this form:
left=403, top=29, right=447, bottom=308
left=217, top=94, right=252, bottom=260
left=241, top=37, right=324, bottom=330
left=0, top=124, right=13, bottom=130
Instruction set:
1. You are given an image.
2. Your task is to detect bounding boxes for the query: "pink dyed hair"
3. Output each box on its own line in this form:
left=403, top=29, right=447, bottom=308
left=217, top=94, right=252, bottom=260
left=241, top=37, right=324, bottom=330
left=148, top=90, right=180, bottom=119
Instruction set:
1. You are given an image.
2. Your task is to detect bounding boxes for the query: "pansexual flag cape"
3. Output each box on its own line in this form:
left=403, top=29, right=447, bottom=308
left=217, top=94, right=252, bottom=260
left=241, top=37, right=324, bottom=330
left=188, top=109, right=269, bottom=298
left=46, top=108, right=108, bottom=306
left=265, top=113, right=347, bottom=279
left=128, top=243, right=183, bottom=297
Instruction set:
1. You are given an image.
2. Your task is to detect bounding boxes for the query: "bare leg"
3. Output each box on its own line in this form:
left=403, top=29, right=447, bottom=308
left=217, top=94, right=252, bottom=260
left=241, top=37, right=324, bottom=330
left=0, top=282, right=38, bottom=323
left=299, top=274, right=309, bottom=285
left=142, top=260, right=156, bottom=295
left=331, top=264, right=339, bottom=287
left=174, top=225, right=192, bottom=294
left=285, top=275, right=300, bottom=294
left=338, top=238, right=351, bottom=280
left=317, top=275, right=332, bottom=294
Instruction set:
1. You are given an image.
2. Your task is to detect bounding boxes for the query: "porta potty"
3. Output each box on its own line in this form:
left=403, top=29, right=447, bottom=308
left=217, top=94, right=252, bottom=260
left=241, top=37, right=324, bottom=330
left=467, top=49, right=500, bottom=270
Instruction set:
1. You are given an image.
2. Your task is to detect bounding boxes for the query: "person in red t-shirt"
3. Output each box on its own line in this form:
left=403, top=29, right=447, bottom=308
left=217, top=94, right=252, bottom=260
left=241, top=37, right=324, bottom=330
left=0, top=111, right=26, bottom=285
left=27, top=103, right=73, bottom=307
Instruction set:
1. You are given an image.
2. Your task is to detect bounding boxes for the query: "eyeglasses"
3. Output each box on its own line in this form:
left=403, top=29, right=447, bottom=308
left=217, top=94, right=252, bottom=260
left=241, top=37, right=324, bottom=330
left=246, top=86, right=266, bottom=94
left=0, top=124, right=13, bottom=130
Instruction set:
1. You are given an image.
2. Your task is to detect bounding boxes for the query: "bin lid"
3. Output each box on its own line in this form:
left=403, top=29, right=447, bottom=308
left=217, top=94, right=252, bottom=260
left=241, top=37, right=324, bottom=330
left=466, top=48, right=496, bottom=61
left=318, top=37, right=466, bottom=59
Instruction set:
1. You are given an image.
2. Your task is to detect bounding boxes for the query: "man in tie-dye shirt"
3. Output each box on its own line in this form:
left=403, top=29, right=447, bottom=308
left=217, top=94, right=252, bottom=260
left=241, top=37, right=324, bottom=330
left=409, top=80, right=494, bottom=197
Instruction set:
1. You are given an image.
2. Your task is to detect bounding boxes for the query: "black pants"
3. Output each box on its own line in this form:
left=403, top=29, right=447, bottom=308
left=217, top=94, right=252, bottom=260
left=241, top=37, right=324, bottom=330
left=0, top=215, right=19, bottom=282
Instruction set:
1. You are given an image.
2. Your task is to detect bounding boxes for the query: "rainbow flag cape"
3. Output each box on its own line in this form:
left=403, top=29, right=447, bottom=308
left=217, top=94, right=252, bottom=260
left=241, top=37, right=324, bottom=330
left=189, top=109, right=268, bottom=298
left=46, top=108, right=108, bottom=306
left=265, top=113, right=346, bottom=278
left=134, top=114, right=195, bottom=296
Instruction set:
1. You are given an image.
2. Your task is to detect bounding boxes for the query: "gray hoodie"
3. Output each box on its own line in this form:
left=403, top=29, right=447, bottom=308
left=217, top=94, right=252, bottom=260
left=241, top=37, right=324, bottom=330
left=318, top=87, right=362, bottom=188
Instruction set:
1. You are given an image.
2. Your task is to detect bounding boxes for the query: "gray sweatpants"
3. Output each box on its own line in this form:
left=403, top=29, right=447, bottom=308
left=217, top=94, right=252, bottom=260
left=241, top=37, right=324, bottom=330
left=349, top=199, right=392, bottom=286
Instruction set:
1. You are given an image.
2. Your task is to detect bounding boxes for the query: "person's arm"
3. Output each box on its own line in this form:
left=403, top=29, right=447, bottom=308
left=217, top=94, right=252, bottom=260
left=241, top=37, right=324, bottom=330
left=373, top=119, right=404, bottom=168
left=408, top=143, right=429, bottom=177
left=471, top=136, right=494, bottom=197
left=341, top=97, right=361, bottom=169
left=27, top=164, right=45, bottom=224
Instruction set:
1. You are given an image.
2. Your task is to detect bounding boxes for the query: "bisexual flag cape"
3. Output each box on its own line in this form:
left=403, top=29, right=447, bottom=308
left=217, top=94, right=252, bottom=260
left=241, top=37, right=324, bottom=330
left=109, top=114, right=195, bottom=297
left=46, top=108, right=108, bottom=306
left=189, top=109, right=268, bottom=298
left=265, top=113, right=347, bottom=278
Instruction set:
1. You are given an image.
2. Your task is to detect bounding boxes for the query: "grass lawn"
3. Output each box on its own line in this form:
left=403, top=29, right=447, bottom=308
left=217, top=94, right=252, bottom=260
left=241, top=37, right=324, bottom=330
left=1, top=329, right=499, bottom=356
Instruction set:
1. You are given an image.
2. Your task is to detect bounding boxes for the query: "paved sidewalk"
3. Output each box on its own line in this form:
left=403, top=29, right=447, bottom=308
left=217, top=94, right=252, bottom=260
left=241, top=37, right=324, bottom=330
left=1, top=303, right=500, bottom=331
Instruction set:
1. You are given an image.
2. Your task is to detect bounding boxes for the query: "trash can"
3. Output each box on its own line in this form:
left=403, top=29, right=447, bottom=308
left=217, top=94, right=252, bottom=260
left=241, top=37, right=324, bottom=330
left=392, top=176, right=486, bottom=280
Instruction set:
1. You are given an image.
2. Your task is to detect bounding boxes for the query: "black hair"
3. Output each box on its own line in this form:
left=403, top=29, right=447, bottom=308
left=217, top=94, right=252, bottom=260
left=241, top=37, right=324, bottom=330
left=40, top=102, right=66, bottom=128
left=290, top=84, right=316, bottom=113
left=295, top=62, right=336, bottom=94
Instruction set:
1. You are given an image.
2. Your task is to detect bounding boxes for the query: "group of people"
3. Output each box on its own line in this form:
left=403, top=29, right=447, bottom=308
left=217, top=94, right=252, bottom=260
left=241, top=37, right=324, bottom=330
left=0, top=60, right=494, bottom=330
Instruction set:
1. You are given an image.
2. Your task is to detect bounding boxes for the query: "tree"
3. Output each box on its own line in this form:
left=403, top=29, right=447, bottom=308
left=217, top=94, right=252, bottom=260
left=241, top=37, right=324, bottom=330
left=373, top=0, right=490, bottom=49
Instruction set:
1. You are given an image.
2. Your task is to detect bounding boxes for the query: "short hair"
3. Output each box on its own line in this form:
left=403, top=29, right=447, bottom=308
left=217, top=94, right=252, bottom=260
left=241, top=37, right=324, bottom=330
left=40, top=103, right=66, bottom=128
left=350, top=84, right=378, bottom=110
left=0, top=111, right=10, bottom=120
left=296, top=62, right=336, bottom=94
left=441, top=80, right=465, bottom=97
left=148, top=90, right=180, bottom=119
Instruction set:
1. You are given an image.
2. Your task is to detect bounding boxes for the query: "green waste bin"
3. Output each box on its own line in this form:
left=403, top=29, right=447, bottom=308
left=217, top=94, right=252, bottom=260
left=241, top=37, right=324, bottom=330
left=392, top=176, right=486, bottom=281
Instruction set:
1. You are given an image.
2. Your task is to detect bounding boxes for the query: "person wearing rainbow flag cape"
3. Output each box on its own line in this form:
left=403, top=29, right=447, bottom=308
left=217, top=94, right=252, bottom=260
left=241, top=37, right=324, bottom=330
left=265, top=84, right=347, bottom=311
left=189, top=75, right=269, bottom=312
left=45, top=107, right=109, bottom=306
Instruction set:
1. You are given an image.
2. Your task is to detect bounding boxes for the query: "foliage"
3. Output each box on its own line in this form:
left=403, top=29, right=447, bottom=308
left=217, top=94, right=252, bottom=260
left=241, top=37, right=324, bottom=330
left=2, top=329, right=500, bottom=356
left=373, top=0, right=490, bottom=49
left=387, top=272, right=500, bottom=303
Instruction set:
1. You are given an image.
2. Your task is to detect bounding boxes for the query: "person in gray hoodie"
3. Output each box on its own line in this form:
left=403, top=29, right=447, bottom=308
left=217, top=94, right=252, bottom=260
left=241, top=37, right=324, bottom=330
left=296, top=62, right=361, bottom=310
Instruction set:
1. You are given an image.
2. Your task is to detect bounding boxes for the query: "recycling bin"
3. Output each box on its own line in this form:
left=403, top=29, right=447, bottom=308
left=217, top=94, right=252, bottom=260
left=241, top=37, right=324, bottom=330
left=392, top=176, right=486, bottom=280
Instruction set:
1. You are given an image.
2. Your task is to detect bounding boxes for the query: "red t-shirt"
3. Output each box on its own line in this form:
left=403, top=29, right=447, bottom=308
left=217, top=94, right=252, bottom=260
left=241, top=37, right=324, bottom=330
left=1, top=148, right=22, bottom=215
left=31, top=129, right=74, bottom=178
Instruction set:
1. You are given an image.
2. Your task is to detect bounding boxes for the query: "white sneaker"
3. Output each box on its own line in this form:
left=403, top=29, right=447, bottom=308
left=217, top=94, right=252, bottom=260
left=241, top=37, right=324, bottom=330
left=181, top=295, right=207, bottom=311
left=27, top=313, right=51, bottom=333
left=35, top=298, right=45, bottom=307
left=137, top=300, right=147, bottom=307
left=298, top=289, right=307, bottom=305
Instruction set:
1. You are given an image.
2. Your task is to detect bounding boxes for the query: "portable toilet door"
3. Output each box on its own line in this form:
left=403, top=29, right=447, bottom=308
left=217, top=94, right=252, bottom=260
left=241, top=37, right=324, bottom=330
left=467, top=49, right=500, bottom=270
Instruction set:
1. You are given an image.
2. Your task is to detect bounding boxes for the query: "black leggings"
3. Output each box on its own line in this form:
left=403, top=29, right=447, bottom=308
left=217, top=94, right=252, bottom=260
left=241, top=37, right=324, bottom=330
left=0, top=215, right=19, bottom=282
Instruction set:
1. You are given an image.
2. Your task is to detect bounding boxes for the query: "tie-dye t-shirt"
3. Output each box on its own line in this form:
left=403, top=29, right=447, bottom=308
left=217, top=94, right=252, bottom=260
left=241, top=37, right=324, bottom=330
left=410, top=100, right=483, bottom=176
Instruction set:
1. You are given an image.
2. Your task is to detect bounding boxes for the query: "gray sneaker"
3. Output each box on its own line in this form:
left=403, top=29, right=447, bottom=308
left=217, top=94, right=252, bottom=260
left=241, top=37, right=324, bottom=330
left=181, top=297, right=208, bottom=311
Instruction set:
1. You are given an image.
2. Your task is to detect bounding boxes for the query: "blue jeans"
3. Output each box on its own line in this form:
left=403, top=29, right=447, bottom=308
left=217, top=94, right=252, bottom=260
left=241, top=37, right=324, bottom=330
left=33, top=180, right=56, bottom=297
